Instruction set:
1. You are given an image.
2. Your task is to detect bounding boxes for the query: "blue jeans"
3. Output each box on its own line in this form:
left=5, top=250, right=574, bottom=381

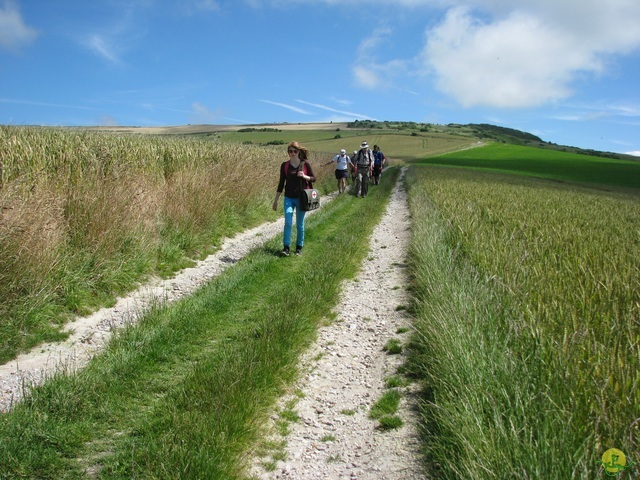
left=283, top=196, right=306, bottom=248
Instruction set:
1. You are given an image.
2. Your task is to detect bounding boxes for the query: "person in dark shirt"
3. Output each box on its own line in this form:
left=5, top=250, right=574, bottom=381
left=372, top=144, right=386, bottom=185
left=272, top=141, right=316, bottom=256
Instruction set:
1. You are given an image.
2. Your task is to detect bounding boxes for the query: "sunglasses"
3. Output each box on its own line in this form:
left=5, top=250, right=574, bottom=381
left=288, top=148, right=299, bottom=154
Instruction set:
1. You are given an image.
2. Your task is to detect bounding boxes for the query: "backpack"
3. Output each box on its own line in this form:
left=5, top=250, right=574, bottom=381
left=356, top=149, right=372, bottom=166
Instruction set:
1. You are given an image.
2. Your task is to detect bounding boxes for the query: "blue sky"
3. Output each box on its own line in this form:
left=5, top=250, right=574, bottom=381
left=1, top=0, right=639, bottom=155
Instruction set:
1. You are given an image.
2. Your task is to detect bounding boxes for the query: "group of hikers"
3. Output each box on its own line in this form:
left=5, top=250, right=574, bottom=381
left=325, top=141, right=386, bottom=196
left=272, top=140, right=386, bottom=257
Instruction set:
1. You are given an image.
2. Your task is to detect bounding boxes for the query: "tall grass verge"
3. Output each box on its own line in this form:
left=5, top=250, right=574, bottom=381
left=0, top=126, right=334, bottom=363
left=406, top=166, right=639, bottom=478
left=0, top=168, right=398, bottom=479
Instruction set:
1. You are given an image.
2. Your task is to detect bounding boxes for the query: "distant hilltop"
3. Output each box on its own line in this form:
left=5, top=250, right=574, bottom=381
left=78, top=121, right=637, bottom=162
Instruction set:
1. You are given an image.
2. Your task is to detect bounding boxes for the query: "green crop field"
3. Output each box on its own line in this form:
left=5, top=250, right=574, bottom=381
left=419, top=143, right=640, bottom=190
left=407, top=158, right=640, bottom=477
left=1, top=123, right=638, bottom=478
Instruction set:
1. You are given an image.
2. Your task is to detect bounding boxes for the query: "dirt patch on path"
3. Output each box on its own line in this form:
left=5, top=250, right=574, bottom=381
left=248, top=169, right=426, bottom=479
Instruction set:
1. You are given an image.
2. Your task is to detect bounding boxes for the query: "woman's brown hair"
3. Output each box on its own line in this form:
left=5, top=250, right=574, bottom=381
left=288, top=141, right=309, bottom=161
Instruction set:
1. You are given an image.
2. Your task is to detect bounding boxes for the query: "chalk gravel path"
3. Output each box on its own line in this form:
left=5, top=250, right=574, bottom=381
left=248, top=170, right=425, bottom=480
left=0, top=170, right=426, bottom=479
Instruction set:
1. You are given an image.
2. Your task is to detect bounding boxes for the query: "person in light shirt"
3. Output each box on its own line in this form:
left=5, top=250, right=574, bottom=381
left=325, top=148, right=352, bottom=194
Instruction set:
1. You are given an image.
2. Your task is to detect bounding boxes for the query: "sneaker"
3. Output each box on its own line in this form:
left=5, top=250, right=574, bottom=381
left=295, top=246, right=302, bottom=256
left=281, top=246, right=290, bottom=257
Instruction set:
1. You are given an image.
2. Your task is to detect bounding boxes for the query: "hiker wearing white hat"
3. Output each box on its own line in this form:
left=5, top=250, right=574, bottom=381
left=354, top=141, right=373, bottom=198
left=324, top=148, right=352, bottom=194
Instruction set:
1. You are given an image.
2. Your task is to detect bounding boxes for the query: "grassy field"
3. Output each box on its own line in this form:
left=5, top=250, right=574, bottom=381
left=88, top=121, right=482, bottom=162
left=214, top=129, right=477, bottom=162
left=1, top=123, right=639, bottom=478
left=0, top=157, right=399, bottom=479
left=406, top=160, right=640, bottom=478
left=0, top=126, right=337, bottom=363
left=0, top=123, right=473, bottom=363
left=422, top=143, right=640, bottom=190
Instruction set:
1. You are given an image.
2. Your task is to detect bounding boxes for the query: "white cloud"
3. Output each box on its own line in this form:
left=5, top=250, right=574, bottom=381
left=261, top=100, right=311, bottom=115
left=609, top=104, right=640, bottom=117
left=353, top=64, right=382, bottom=89
left=466, top=0, right=640, bottom=52
left=190, top=102, right=222, bottom=123
left=245, top=1, right=640, bottom=111
left=295, top=99, right=372, bottom=119
left=0, top=97, right=97, bottom=111
left=329, top=97, right=353, bottom=107
left=0, top=0, right=38, bottom=51
left=552, top=102, right=640, bottom=123
left=352, top=27, right=409, bottom=91
left=418, top=1, right=640, bottom=107
left=626, top=151, right=640, bottom=156
left=256, top=0, right=443, bottom=6
left=86, top=34, right=121, bottom=64
left=79, top=4, right=148, bottom=65
left=422, top=8, right=591, bottom=107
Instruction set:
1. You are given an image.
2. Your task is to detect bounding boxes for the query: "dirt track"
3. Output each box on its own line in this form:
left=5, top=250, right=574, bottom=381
left=0, top=169, right=426, bottom=479
left=248, top=168, right=425, bottom=479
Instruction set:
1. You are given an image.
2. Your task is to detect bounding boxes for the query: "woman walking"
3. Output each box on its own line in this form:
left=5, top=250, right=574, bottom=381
left=272, top=141, right=316, bottom=256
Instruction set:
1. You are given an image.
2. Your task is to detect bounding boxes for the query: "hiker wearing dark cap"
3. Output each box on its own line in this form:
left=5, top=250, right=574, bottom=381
left=354, top=141, right=373, bottom=198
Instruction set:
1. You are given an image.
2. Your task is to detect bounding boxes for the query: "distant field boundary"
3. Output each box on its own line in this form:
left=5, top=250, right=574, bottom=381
left=81, top=122, right=350, bottom=135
